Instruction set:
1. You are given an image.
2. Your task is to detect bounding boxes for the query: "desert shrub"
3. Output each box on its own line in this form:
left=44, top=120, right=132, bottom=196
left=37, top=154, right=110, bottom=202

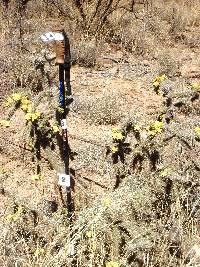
left=119, top=11, right=155, bottom=56
left=71, top=91, right=124, bottom=125
left=182, top=32, right=200, bottom=48
left=71, top=40, right=97, bottom=67
left=168, top=9, right=187, bottom=42
left=121, top=27, right=149, bottom=55
left=155, top=1, right=200, bottom=41
left=157, top=51, right=179, bottom=77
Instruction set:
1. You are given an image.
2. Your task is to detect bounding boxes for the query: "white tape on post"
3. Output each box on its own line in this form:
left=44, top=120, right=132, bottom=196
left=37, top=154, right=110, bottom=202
left=54, top=32, right=64, bottom=41
left=61, top=119, right=67, bottom=129
left=58, top=173, right=71, bottom=187
left=40, top=32, right=64, bottom=43
left=68, top=243, right=75, bottom=256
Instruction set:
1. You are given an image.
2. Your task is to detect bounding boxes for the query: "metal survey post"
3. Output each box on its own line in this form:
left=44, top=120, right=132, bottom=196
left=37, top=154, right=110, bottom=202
left=41, top=29, right=73, bottom=219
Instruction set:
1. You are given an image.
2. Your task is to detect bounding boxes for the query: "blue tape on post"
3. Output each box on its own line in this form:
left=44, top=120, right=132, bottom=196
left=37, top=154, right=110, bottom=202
left=59, top=80, right=65, bottom=108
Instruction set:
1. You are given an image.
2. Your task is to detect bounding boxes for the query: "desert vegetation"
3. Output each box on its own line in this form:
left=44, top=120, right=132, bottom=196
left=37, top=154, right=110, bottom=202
left=0, top=0, right=200, bottom=266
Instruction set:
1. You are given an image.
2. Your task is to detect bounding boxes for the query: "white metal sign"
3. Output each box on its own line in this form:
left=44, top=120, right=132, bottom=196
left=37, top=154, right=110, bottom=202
left=58, top=173, right=71, bottom=187
left=41, top=32, right=64, bottom=43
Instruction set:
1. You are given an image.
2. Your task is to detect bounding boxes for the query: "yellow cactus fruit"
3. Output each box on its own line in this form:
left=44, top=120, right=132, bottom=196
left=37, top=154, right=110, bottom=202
left=112, top=128, right=124, bottom=140
left=12, top=93, right=22, bottom=101
left=0, top=120, right=10, bottom=127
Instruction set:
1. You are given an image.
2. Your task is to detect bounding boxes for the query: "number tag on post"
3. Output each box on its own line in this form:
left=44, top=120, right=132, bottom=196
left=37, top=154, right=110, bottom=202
left=61, top=119, right=67, bottom=129
left=58, top=173, right=71, bottom=187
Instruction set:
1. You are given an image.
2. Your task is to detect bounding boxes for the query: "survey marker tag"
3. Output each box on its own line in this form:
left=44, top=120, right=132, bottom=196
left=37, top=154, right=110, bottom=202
left=61, top=119, right=67, bottom=129
left=40, top=32, right=64, bottom=43
left=58, top=173, right=71, bottom=187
